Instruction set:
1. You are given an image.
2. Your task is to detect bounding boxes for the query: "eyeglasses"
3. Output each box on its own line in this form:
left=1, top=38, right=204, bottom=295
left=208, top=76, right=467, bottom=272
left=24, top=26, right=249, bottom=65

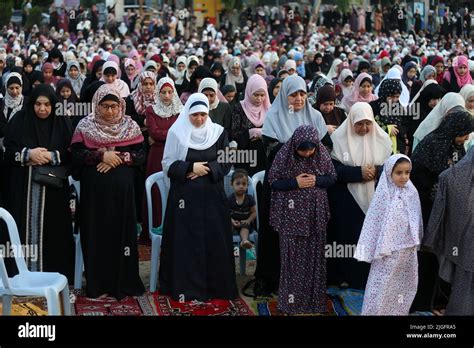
left=100, top=103, right=120, bottom=111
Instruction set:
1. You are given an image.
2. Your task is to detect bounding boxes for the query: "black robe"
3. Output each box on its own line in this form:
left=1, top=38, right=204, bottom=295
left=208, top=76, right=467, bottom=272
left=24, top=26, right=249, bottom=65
left=71, top=141, right=146, bottom=299
left=158, top=131, right=238, bottom=301
left=2, top=96, right=75, bottom=283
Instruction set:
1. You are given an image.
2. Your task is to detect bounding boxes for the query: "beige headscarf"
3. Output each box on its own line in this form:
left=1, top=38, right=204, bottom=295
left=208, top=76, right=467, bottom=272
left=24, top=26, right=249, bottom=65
left=330, top=102, right=392, bottom=214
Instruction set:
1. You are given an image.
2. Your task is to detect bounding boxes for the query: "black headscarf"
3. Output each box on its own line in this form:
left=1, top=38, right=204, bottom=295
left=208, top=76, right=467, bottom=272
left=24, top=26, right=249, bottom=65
left=185, top=65, right=213, bottom=93
left=5, top=84, right=73, bottom=150
left=418, top=83, right=446, bottom=121
left=315, top=84, right=346, bottom=127
left=56, top=79, right=78, bottom=103
left=268, top=78, right=282, bottom=103
left=412, top=111, right=473, bottom=175
left=210, top=62, right=225, bottom=84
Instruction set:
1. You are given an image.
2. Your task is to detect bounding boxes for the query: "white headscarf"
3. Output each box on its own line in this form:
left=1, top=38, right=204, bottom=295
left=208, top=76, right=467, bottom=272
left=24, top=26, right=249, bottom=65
left=327, top=58, right=342, bottom=80
left=100, top=61, right=130, bottom=98
left=374, top=67, right=410, bottom=107
left=460, top=84, right=474, bottom=150
left=330, top=102, right=392, bottom=214
left=412, top=93, right=466, bottom=150
left=198, top=77, right=220, bottom=110
left=152, top=77, right=183, bottom=118
left=225, top=57, right=244, bottom=86
left=354, top=154, right=423, bottom=262
left=162, top=93, right=224, bottom=189
left=3, top=72, right=24, bottom=122
left=262, top=74, right=328, bottom=143
left=66, top=60, right=86, bottom=97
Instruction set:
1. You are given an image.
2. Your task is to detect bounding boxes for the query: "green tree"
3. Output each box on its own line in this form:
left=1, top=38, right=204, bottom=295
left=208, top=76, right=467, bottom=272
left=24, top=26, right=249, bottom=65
left=25, top=6, right=43, bottom=29
left=336, top=0, right=363, bottom=14
left=0, top=0, right=14, bottom=27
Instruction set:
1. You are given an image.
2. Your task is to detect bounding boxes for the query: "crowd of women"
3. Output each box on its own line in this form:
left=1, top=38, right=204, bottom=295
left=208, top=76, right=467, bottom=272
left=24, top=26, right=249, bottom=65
left=0, top=4, right=473, bottom=315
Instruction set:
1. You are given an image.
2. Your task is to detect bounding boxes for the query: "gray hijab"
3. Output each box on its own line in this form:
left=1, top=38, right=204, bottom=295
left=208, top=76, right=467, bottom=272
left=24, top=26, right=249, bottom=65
left=262, top=74, right=328, bottom=143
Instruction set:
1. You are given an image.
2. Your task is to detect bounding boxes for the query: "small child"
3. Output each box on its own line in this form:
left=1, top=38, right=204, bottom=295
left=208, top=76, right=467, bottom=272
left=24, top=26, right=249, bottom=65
left=228, top=169, right=257, bottom=249
left=354, top=154, right=423, bottom=315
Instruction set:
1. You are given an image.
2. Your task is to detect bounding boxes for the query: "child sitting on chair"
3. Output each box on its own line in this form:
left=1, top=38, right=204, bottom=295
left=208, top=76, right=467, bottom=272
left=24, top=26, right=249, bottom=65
left=228, top=169, right=257, bottom=249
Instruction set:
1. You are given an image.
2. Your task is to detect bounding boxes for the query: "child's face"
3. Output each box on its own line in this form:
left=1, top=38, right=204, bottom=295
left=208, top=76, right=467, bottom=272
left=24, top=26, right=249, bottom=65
left=69, top=66, right=79, bottom=79
left=224, top=91, right=236, bottom=103
left=391, top=161, right=411, bottom=187
left=232, top=177, right=248, bottom=195
left=60, top=86, right=72, bottom=99
left=24, top=65, right=33, bottom=73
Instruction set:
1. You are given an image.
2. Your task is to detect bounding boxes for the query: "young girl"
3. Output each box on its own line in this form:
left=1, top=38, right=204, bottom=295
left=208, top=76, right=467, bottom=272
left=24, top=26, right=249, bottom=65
left=228, top=169, right=257, bottom=249
left=269, top=125, right=336, bottom=314
left=354, top=154, right=423, bottom=315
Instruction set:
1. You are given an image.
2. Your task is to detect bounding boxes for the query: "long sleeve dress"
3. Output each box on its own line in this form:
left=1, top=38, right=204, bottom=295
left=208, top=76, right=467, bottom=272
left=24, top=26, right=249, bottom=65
left=71, top=141, right=146, bottom=299
left=158, top=131, right=238, bottom=301
left=230, top=102, right=267, bottom=176
left=143, top=106, right=178, bottom=229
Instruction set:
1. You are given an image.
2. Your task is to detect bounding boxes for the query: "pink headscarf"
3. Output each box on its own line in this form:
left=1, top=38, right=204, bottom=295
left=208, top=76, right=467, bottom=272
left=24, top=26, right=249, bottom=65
left=124, top=58, right=138, bottom=81
left=240, top=74, right=270, bottom=127
left=341, top=72, right=377, bottom=111
left=128, top=49, right=144, bottom=71
left=453, top=55, right=472, bottom=88
left=107, top=54, right=121, bottom=78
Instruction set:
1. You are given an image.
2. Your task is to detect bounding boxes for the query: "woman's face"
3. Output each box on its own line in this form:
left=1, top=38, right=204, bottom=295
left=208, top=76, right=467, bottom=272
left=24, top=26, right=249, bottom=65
left=273, top=81, right=282, bottom=97
left=251, top=90, right=266, bottom=106
left=188, top=64, right=197, bottom=76
left=354, top=119, right=373, bottom=136
left=407, top=68, right=417, bottom=79
left=34, top=96, right=52, bottom=119
left=95, top=68, right=103, bottom=79
left=142, top=78, right=155, bottom=95
left=383, top=64, right=390, bottom=73
left=343, top=79, right=353, bottom=88
left=224, top=91, right=236, bottom=103
left=126, top=65, right=136, bottom=76
left=435, top=62, right=444, bottom=75
left=457, top=64, right=468, bottom=77
left=212, top=69, right=222, bottom=79
left=428, top=98, right=441, bottom=109
left=466, top=96, right=474, bottom=111
left=359, top=81, right=372, bottom=98
left=454, top=134, right=470, bottom=145
left=272, top=60, right=278, bottom=70
left=104, top=73, right=117, bottom=84
left=297, top=148, right=316, bottom=158
left=60, top=86, right=72, bottom=99
left=320, top=100, right=335, bottom=114
left=231, top=65, right=241, bottom=76
left=159, top=86, right=174, bottom=105
left=255, top=66, right=265, bottom=76
left=7, top=83, right=22, bottom=98
left=43, top=69, right=53, bottom=80
left=287, top=90, right=307, bottom=112
left=69, top=66, right=79, bottom=79
left=203, top=89, right=216, bottom=105
left=189, top=112, right=208, bottom=128
left=178, top=62, right=185, bottom=72
left=99, top=100, right=120, bottom=122
left=146, top=67, right=157, bottom=74
left=24, top=65, right=33, bottom=73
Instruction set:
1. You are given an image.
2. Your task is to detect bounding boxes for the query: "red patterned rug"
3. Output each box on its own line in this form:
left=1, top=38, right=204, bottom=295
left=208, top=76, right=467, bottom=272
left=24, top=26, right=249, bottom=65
left=71, top=290, right=157, bottom=316
left=153, top=293, right=254, bottom=316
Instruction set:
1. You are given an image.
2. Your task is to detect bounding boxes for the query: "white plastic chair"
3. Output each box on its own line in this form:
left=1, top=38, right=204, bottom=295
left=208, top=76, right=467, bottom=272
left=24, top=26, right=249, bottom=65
left=68, top=176, right=84, bottom=290
left=224, top=170, right=259, bottom=276
left=0, top=208, right=71, bottom=315
left=145, top=172, right=167, bottom=293
left=251, top=170, right=265, bottom=232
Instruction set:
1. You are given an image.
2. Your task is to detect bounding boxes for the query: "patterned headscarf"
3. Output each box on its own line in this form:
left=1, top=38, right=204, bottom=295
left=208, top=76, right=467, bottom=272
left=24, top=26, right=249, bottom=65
left=131, top=71, right=157, bottom=115
left=354, top=154, right=423, bottom=262
left=268, top=125, right=336, bottom=237
left=152, top=77, right=183, bottom=118
left=378, top=79, right=403, bottom=101
left=3, top=72, right=24, bottom=121
left=71, top=84, right=143, bottom=148
left=65, top=60, right=86, bottom=97
left=412, top=111, right=473, bottom=174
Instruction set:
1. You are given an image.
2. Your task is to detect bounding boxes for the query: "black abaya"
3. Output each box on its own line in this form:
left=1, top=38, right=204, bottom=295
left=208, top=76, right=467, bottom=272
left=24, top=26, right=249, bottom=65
left=158, top=131, right=238, bottom=301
